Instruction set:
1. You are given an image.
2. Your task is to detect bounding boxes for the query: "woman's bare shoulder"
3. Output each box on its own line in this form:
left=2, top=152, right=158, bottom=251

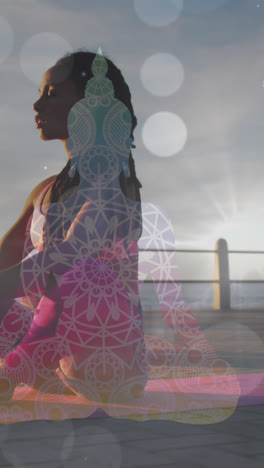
left=28, top=175, right=57, bottom=208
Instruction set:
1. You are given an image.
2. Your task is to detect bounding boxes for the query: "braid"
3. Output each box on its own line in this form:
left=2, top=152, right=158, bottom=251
left=50, top=159, right=80, bottom=204
left=43, top=160, right=80, bottom=248
left=103, top=60, right=142, bottom=198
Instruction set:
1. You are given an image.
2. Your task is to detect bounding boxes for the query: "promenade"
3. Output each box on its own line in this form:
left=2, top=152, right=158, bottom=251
left=0, top=307, right=263, bottom=467
left=0, top=401, right=263, bottom=467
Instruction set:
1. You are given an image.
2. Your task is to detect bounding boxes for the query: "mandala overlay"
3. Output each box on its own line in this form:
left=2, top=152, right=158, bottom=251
left=0, top=51, right=239, bottom=424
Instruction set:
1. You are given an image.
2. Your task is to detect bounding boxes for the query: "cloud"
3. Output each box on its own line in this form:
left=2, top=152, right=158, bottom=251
left=0, top=0, right=264, bottom=282
left=136, top=26, right=264, bottom=244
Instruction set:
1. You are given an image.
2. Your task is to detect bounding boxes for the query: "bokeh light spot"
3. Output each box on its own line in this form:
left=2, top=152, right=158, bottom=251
left=205, top=321, right=264, bottom=394
left=141, top=53, right=184, bottom=96
left=142, top=112, right=187, bottom=157
left=134, top=0, right=183, bottom=27
left=20, top=33, right=72, bottom=85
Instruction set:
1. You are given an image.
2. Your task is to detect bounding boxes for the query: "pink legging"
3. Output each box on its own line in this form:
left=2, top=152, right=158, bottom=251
left=1, top=257, right=148, bottom=394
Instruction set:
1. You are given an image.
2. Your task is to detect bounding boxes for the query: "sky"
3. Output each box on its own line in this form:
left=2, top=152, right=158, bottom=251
left=0, top=0, right=264, bottom=281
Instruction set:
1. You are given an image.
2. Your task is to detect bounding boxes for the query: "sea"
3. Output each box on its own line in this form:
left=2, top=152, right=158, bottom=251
left=139, top=281, right=264, bottom=310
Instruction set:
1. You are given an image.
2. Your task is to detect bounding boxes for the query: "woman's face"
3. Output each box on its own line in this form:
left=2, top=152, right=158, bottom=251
left=33, top=65, right=82, bottom=141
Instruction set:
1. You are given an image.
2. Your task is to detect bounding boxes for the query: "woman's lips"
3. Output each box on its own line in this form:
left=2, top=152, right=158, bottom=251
left=35, top=117, right=48, bottom=129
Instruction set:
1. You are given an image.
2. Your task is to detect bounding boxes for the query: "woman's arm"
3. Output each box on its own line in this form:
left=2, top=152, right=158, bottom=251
left=0, top=177, right=59, bottom=306
left=0, top=196, right=129, bottom=300
left=0, top=176, right=56, bottom=271
left=0, top=202, right=34, bottom=271
left=0, top=201, right=103, bottom=299
left=0, top=238, right=79, bottom=300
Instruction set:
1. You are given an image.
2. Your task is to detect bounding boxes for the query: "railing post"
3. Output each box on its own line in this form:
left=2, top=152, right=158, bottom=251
left=214, top=238, right=230, bottom=310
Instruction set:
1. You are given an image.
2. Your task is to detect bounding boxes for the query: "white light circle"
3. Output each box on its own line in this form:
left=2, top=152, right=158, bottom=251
left=141, top=53, right=184, bottom=96
left=204, top=322, right=264, bottom=395
left=184, top=0, right=229, bottom=14
left=134, top=0, right=183, bottom=27
left=0, top=17, right=14, bottom=64
left=20, top=33, right=72, bottom=85
left=142, top=112, right=187, bottom=157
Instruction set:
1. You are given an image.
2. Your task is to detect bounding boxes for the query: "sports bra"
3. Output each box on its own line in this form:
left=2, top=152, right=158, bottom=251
left=30, top=181, right=54, bottom=252
left=30, top=180, right=139, bottom=259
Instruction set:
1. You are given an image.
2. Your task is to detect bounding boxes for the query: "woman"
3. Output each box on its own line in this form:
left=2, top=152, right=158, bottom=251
left=0, top=50, right=148, bottom=406
left=0, top=50, right=239, bottom=424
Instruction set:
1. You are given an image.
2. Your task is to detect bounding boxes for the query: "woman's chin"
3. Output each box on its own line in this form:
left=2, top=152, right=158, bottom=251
left=38, top=130, right=56, bottom=141
left=37, top=128, right=49, bottom=140
left=38, top=129, right=67, bottom=141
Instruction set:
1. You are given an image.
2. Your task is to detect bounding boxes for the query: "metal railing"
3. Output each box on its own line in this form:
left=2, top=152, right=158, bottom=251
left=139, top=238, right=264, bottom=310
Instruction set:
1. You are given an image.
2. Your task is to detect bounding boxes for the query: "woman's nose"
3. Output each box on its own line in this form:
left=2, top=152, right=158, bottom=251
left=33, top=96, right=44, bottom=113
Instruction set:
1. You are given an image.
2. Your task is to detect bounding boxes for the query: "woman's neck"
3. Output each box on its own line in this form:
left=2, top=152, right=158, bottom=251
left=63, top=139, right=73, bottom=161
